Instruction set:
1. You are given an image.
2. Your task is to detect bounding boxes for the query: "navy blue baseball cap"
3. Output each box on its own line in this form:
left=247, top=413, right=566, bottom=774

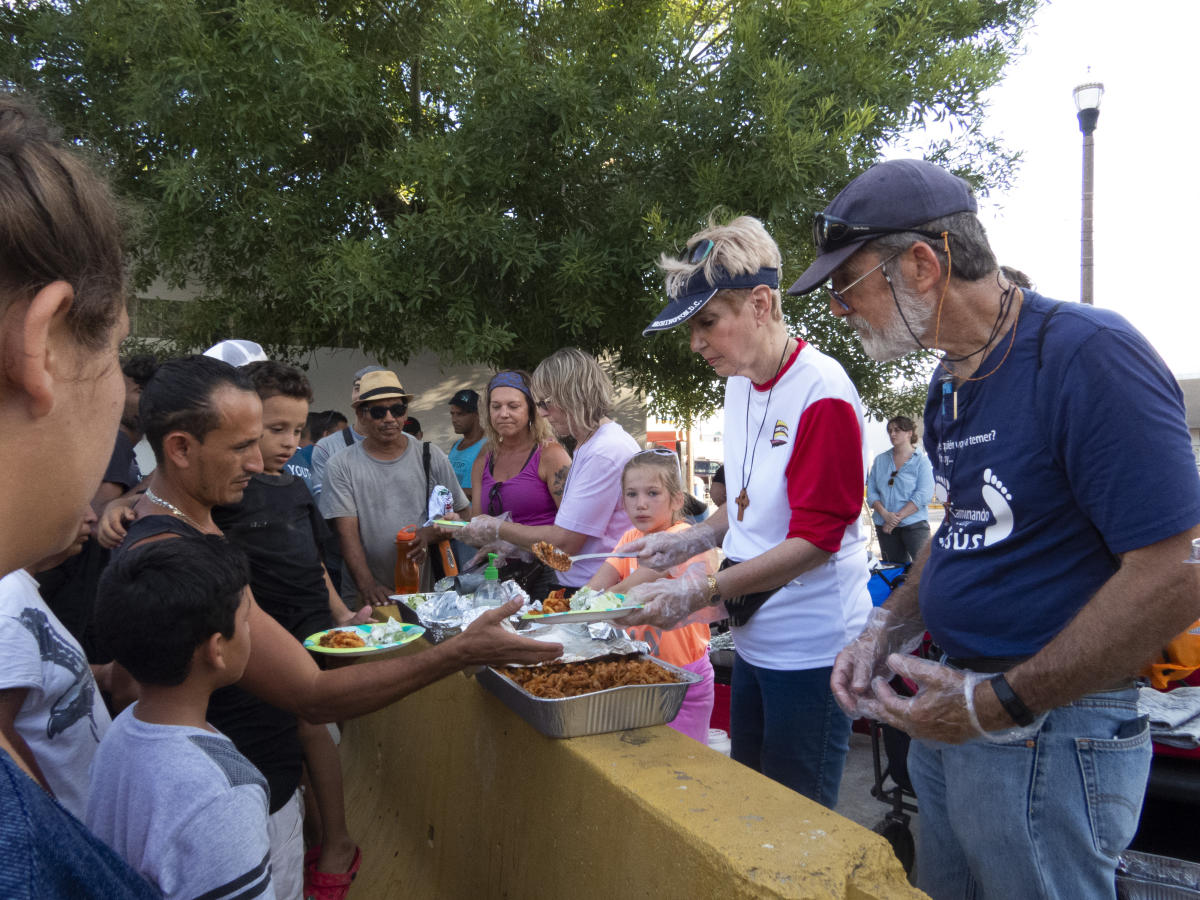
left=643, top=264, right=780, bottom=335
left=787, top=159, right=977, bottom=296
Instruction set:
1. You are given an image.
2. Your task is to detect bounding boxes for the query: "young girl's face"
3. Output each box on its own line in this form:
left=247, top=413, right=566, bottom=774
left=622, top=465, right=683, bottom=534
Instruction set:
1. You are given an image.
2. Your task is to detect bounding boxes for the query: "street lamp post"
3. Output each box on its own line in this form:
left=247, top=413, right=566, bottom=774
left=1073, top=81, right=1104, bottom=305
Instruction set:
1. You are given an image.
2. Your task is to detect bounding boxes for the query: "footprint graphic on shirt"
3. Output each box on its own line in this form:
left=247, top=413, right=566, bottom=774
left=933, top=473, right=950, bottom=504
left=981, top=468, right=1013, bottom=546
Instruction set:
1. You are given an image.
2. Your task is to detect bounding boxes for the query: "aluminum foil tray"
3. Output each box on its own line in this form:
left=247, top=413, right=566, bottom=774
left=476, top=657, right=700, bottom=739
left=1118, top=850, right=1200, bottom=899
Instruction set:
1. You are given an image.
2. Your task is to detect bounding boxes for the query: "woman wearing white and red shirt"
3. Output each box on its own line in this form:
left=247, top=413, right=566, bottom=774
left=624, top=216, right=871, bottom=808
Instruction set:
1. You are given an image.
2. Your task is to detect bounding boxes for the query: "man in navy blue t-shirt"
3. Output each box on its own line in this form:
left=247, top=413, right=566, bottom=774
left=792, top=159, right=1200, bottom=899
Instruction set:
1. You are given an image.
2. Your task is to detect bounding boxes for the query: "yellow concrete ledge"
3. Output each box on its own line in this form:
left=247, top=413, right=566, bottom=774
left=340, top=649, right=926, bottom=899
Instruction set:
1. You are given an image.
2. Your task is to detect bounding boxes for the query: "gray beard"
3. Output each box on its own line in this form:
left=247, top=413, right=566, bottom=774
left=849, top=284, right=933, bottom=362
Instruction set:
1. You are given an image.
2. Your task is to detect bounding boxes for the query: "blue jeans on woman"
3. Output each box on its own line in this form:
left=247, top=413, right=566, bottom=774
left=908, top=686, right=1150, bottom=899
left=729, top=655, right=850, bottom=808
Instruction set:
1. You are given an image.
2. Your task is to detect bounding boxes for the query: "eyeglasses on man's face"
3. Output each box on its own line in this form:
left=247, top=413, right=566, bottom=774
left=828, top=253, right=900, bottom=312
left=366, top=402, right=408, bottom=420
left=535, top=397, right=554, bottom=413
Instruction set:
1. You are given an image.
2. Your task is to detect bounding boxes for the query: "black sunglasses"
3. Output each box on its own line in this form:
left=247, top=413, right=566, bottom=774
left=488, top=482, right=504, bottom=516
left=366, top=402, right=408, bottom=420
left=887, top=470, right=898, bottom=486
left=813, top=213, right=944, bottom=253
left=684, top=239, right=716, bottom=264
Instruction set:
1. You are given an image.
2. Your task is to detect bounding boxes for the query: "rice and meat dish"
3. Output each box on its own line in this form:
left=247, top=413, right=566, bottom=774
left=318, top=629, right=366, bottom=649
left=532, top=541, right=572, bottom=572
left=503, top=657, right=678, bottom=698
left=539, top=590, right=571, bottom=615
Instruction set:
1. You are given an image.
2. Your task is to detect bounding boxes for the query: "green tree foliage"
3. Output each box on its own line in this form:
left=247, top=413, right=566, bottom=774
left=0, top=0, right=1037, bottom=422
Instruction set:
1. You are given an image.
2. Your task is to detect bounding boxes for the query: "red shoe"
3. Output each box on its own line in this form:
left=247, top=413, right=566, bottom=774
left=304, top=847, right=362, bottom=900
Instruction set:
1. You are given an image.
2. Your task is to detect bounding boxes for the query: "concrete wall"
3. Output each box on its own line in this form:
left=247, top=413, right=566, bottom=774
left=339, top=649, right=926, bottom=900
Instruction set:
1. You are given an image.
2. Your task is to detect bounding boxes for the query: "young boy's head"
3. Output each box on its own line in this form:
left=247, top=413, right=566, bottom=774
left=242, top=361, right=314, bottom=475
left=96, top=536, right=253, bottom=688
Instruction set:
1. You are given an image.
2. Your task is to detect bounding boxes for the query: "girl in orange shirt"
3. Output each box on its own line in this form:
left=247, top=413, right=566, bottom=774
left=584, top=449, right=717, bottom=742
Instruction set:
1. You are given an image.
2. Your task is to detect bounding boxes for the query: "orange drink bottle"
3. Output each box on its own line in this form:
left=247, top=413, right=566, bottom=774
left=394, top=526, right=420, bottom=594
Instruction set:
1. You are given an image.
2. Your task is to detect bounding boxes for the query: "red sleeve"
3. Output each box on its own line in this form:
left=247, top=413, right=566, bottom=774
left=784, top=397, right=864, bottom=551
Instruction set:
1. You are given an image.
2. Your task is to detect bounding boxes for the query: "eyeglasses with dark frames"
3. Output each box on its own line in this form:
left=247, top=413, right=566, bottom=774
left=535, top=397, right=553, bottom=412
left=488, top=482, right=504, bottom=516
left=887, top=470, right=899, bottom=486
left=366, top=402, right=408, bottom=420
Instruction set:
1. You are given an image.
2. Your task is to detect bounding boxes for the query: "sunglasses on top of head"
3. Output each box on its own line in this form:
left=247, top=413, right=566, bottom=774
left=366, top=402, right=408, bottom=420
left=812, top=213, right=944, bottom=253
left=683, top=239, right=716, bottom=265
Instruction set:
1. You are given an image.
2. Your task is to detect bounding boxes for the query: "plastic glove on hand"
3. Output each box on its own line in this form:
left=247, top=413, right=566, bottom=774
left=623, top=521, right=717, bottom=570
left=830, top=607, right=925, bottom=718
left=459, top=514, right=503, bottom=547
left=855, top=654, right=1049, bottom=744
left=616, top=569, right=710, bottom=630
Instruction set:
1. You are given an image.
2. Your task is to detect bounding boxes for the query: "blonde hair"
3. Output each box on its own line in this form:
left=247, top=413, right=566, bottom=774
left=622, top=450, right=686, bottom=525
left=657, top=215, right=783, bottom=321
left=530, top=347, right=613, bottom=439
left=482, top=369, right=555, bottom=447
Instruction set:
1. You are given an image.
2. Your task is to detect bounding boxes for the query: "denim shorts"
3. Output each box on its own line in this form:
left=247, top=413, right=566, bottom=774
left=908, top=687, right=1150, bottom=899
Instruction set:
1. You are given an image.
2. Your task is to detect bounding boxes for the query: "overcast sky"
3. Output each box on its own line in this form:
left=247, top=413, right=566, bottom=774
left=972, top=0, right=1197, bottom=377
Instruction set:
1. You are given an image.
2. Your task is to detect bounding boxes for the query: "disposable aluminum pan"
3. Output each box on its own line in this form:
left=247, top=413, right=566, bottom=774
left=476, top=656, right=701, bottom=739
left=1118, top=850, right=1200, bottom=899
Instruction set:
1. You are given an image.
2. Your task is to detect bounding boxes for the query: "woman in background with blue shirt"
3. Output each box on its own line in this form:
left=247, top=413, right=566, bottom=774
left=867, top=416, right=933, bottom=563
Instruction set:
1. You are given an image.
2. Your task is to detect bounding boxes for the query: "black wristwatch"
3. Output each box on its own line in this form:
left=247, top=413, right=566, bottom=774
left=989, top=673, right=1035, bottom=727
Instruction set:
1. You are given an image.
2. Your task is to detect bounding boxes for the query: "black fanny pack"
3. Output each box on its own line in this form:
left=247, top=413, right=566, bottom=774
left=720, top=558, right=782, bottom=627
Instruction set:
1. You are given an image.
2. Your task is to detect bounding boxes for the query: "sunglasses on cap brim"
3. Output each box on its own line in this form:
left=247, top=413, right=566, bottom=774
left=812, top=213, right=945, bottom=253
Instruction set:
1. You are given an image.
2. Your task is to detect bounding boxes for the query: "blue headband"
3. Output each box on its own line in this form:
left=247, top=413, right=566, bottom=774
left=488, top=371, right=532, bottom=399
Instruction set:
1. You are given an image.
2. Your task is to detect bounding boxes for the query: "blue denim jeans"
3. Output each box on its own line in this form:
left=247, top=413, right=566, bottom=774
left=908, top=687, right=1150, bottom=900
left=729, top=655, right=851, bottom=808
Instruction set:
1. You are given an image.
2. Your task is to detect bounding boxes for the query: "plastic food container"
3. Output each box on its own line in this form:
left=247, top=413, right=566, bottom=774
left=476, top=657, right=701, bottom=739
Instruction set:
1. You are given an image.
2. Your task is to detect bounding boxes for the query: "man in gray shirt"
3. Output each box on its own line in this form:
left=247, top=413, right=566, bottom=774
left=320, top=371, right=468, bottom=607
left=308, top=364, right=382, bottom=500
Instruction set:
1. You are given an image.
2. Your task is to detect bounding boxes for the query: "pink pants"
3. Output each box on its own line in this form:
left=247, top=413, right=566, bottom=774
left=668, top=654, right=715, bottom=744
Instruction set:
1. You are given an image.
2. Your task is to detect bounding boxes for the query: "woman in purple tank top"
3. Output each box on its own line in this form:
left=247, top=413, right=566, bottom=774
left=469, top=371, right=572, bottom=596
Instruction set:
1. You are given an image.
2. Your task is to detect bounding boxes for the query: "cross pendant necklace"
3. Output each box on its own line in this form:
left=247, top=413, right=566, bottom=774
left=737, top=337, right=792, bottom=522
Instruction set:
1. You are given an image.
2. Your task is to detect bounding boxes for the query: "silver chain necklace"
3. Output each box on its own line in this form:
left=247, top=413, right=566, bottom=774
left=144, top=488, right=208, bottom=533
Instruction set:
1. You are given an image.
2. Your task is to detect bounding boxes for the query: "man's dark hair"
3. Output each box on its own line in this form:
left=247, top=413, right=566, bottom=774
left=96, top=536, right=249, bottom=686
left=120, top=354, right=159, bottom=388
left=243, top=360, right=314, bottom=403
left=140, top=355, right=255, bottom=464
left=306, top=409, right=347, bottom=443
left=403, top=416, right=421, bottom=436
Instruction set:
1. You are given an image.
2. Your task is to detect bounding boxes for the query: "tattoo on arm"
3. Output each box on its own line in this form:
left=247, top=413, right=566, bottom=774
left=550, top=465, right=570, bottom=501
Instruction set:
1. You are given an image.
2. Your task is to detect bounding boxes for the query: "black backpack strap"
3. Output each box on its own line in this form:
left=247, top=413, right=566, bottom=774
left=422, top=440, right=432, bottom=500
left=342, top=426, right=355, bottom=447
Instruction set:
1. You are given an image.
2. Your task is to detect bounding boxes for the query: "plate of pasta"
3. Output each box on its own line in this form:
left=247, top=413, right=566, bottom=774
left=520, top=588, right=641, bottom=624
left=303, top=621, right=425, bottom=655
